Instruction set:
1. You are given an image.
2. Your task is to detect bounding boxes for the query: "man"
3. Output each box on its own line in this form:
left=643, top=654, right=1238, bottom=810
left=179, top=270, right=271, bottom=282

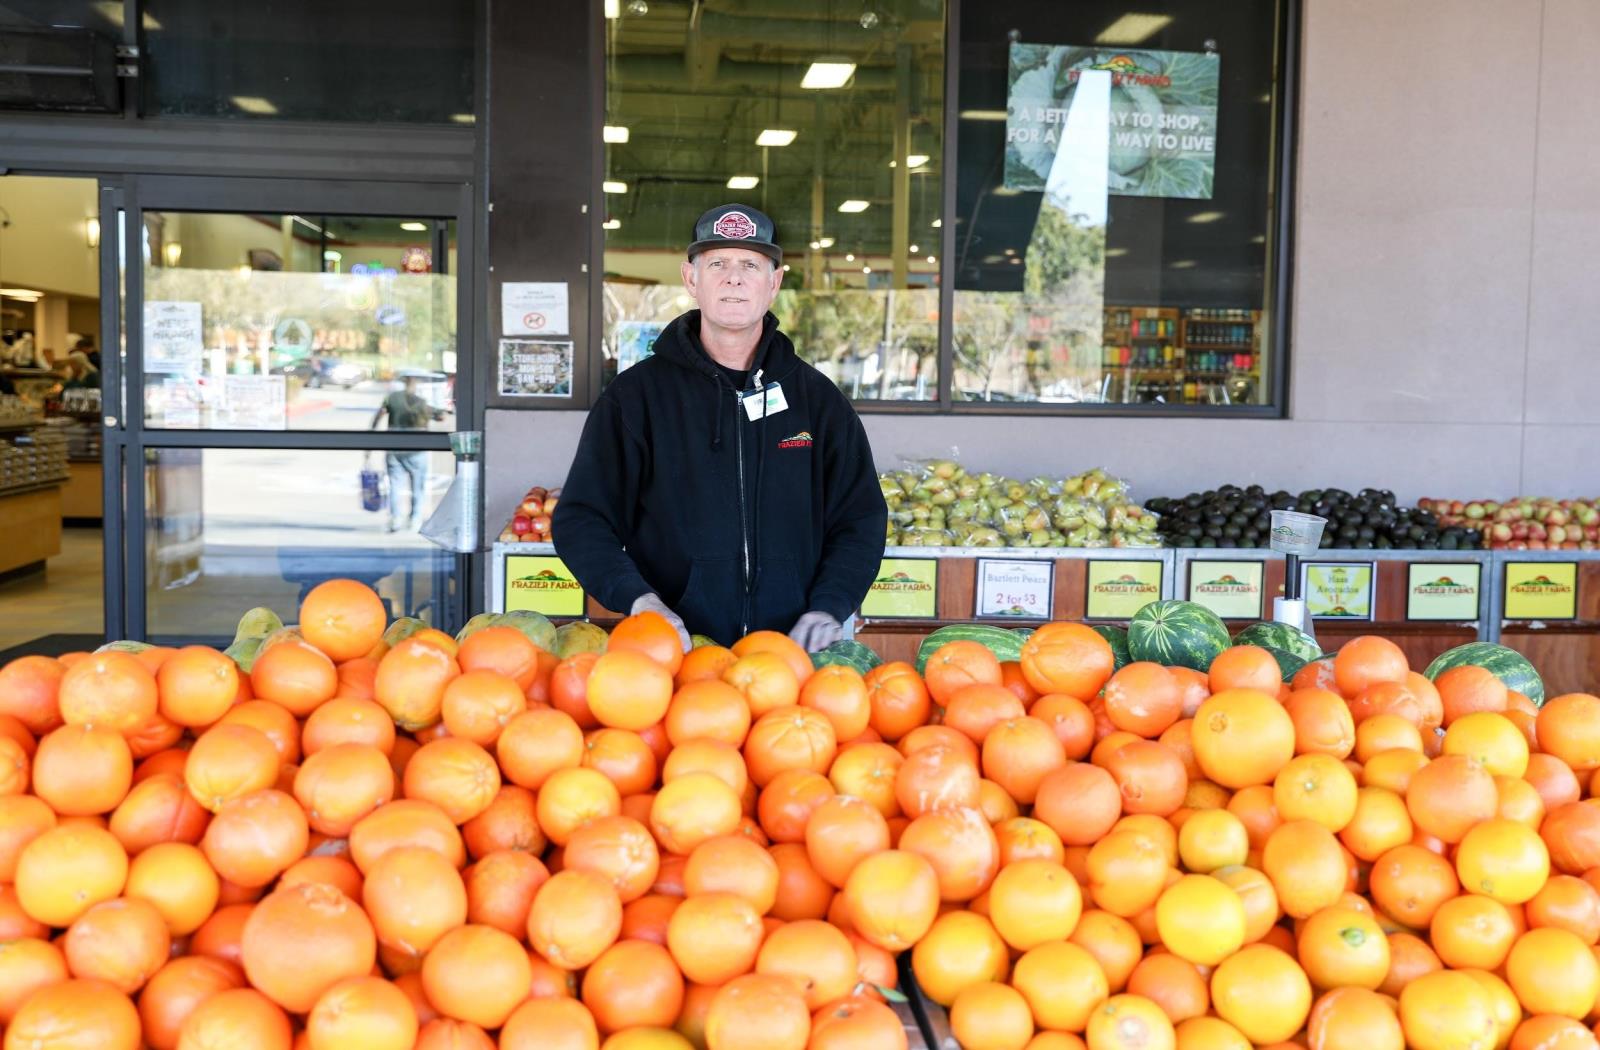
left=554, top=204, right=887, bottom=651
left=370, top=370, right=444, bottom=532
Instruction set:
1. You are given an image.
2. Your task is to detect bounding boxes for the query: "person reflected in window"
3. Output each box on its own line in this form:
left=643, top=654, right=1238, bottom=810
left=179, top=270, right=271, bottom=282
left=370, top=370, right=444, bottom=532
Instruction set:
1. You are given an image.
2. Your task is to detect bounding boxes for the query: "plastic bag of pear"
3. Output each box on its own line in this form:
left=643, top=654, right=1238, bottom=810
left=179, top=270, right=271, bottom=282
left=880, top=458, right=1161, bottom=549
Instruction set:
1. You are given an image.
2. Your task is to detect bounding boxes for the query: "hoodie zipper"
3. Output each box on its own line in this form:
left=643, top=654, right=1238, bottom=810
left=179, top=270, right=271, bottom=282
left=733, top=387, right=751, bottom=635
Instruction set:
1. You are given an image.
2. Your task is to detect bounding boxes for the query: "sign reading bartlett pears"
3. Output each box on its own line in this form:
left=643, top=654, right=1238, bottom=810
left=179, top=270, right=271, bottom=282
left=976, top=559, right=1054, bottom=620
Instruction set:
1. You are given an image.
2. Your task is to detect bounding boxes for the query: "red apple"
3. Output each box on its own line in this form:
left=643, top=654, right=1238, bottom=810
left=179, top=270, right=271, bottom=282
left=1548, top=526, right=1567, bottom=545
left=1512, top=523, right=1530, bottom=540
left=1527, top=539, right=1548, bottom=550
left=527, top=486, right=548, bottom=500
left=542, top=497, right=560, bottom=516
left=1490, top=524, right=1513, bottom=542
left=512, top=515, right=532, bottom=535
left=529, top=515, right=552, bottom=538
left=519, top=497, right=544, bottom=516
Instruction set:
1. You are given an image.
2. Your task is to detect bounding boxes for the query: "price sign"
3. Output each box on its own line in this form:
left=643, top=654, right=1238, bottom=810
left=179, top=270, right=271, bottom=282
left=1503, top=562, right=1579, bottom=621
left=1406, top=563, right=1482, bottom=622
left=1302, top=562, right=1376, bottom=621
left=1085, top=560, right=1164, bottom=620
left=975, top=560, right=1054, bottom=620
left=1187, top=560, right=1265, bottom=620
left=503, top=555, right=586, bottom=617
left=859, top=558, right=939, bottom=619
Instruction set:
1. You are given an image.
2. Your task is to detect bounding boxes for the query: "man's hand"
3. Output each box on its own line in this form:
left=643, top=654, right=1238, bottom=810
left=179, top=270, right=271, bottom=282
left=630, top=593, right=692, bottom=652
left=789, top=611, right=844, bottom=652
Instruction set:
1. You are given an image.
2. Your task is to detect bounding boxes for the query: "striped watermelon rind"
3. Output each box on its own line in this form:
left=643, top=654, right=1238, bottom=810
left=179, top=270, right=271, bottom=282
left=1092, top=624, right=1132, bottom=671
left=811, top=639, right=883, bottom=675
left=1262, top=646, right=1309, bottom=682
left=915, top=624, right=1025, bottom=674
left=1127, top=600, right=1231, bottom=672
left=1424, top=642, right=1546, bottom=706
left=1231, top=621, right=1321, bottom=663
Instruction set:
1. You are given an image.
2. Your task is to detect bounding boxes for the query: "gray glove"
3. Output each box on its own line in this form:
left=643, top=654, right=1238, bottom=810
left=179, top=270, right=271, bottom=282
left=630, top=592, right=692, bottom=652
left=788, top=610, right=844, bottom=653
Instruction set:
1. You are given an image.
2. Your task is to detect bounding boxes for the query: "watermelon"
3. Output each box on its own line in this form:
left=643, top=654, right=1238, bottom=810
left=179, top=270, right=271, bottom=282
left=915, top=624, right=1025, bottom=674
left=1262, top=646, right=1309, bottom=682
left=1231, top=621, right=1321, bottom=663
left=1424, top=642, right=1546, bottom=706
left=1092, top=624, right=1132, bottom=671
left=811, top=640, right=883, bottom=675
left=1127, top=600, right=1231, bottom=672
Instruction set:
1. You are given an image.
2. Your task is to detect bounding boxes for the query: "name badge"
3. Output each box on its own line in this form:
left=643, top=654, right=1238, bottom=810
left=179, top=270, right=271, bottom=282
left=743, top=382, right=788, bottom=421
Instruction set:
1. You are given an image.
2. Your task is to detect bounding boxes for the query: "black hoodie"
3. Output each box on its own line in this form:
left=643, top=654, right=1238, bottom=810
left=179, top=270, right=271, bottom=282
left=552, top=310, right=888, bottom=647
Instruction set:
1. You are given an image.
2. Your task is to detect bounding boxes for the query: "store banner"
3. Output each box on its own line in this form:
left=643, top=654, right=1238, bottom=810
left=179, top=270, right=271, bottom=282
left=504, top=555, right=586, bottom=617
left=1006, top=43, right=1220, bottom=199
left=1503, top=562, right=1579, bottom=621
left=1406, top=563, right=1482, bottom=622
left=860, top=558, right=939, bottom=620
left=1187, top=560, right=1265, bottom=620
left=975, top=559, right=1054, bottom=620
left=1302, top=562, right=1376, bottom=621
left=1085, top=560, right=1163, bottom=620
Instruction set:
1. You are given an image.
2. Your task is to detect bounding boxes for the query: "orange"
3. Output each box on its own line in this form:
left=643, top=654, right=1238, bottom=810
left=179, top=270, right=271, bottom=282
left=1036, top=762, right=1122, bottom=846
left=375, top=638, right=461, bottom=731
left=864, top=661, right=931, bottom=742
left=1210, top=944, right=1313, bottom=1044
left=1071, top=909, right=1147, bottom=992
left=723, top=652, right=801, bottom=717
left=1086, top=827, right=1170, bottom=918
left=1455, top=818, right=1550, bottom=905
left=59, top=650, right=158, bottom=733
left=0, top=937, right=66, bottom=1026
left=1408, top=754, right=1498, bottom=844
left=1020, top=623, right=1114, bottom=701
left=1397, top=970, right=1498, bottom=1050
left=1274, top=753, right=1359, bottom=831
left=666, top=891, right=764, bottom=985
left=1339, top=787, right=1414, bottom=862
left=184, top=723, right=280, bottom=813
left=156, top=646, right=241, bottom=727
left=1011, top=940, right=1109, bottom=1032
left=1349, top=680, right=1431, bottom=730
left=809, top=996, right=907, bottom=1050
left=988, top=859, right=1083, bottom=951
left=249, top=637, right=339, bottom=717
left=745, top=706, right=837, bottom=788
left=536, top=766, right=622, bottom=847
left=683, top=834, right=777, bottom=913
left=1285, top=688, right=1356, bottom=758
left=1509, top=1016, right=1597, bottom=1050
left=1103, top=739, right=1188, bottom=817
left=464, top=850, right=549, bottom=937
left=456, top=626, right=542, bottom=691
left=1356, top=717, right=1425, bottom=763
left=1156, top=874, right=1246, bottom=965
left=549, top=652, right=601, bottom=729
left=1537, top=694, right=1600, bottom=772
left=440, top=670, right=527, bottom=746
left=500, top=997, right=597, bottom=1050
left=665, top=680, right=751, bottom=748
left=1177, top=809, right=1249, bottom=872
left=1498, top=774, right=1546, bottom=826
left=63, top=896, right=171, bottom=994
left=1333, top=637, right=1409, bottom=699
left=1306, top=987, right=1404, bottom=1050
left=497, top=707, right=585, bottom=791
left=1542, top=800, right=1600, bottom=875
left=1262, top=820, right=1347, bottom=919
left=800, top=666, right=871, bottom=741
left=1129, top=953, right=1210, bottom=1025
left=580, top=938, right=684, bottom=1033
left=1103, top=663, right=1183, bottom=739
left=1191, top=689, right=1296, bottom=789
left=1526, top=875, right=1600, bottom=944
left=1298, top=905, right=1389, bottom=990
left=895, top=743, right=982, bottom=818
left=421, top=924, right=533, bottom=1030
left=31, top=724, right=133, bottom=816
left=996, top=817, right=1067, bottom=867
left=404, top=736, right=502, bottom=824
left=126, top=842, right=220, bottom=936
left=1506, top=927, right=1600, bottom=1019
left=757, top=769, right=834, bottom=843
left=1444, top=711, right=1530, bottom=778
left=923, top=641, right=1004, bottom=707
left=242, top=882, right=376, bottom=1014
left=362, top=846, right=467, bottom=960
left=829, top=741, right=904, bottom=818
left=15, top=822, right=129, bottom=927
left=911, top=909, right=1009, bottom=1006
left=584, top=650, right=674, bottom=733
left=944, top=683, right=1027, bottom=745
left=6, top=978, right=143, bottom=1050
left=754, top=919, right=856, bottom=1011
left=1086, top=994, right=1176, bottom=1050
left=0, top=655, right=65, bottom=734
left=1435, top=665, right=1509, bottom=726
left=347, top=798, right=465, bottom=876
left=842, top=849, right=940, bottom=951
left=293, top=742, right=395, bottom=838
left=1209, top=646, right=1283, bottom=695
left=807, top=794, right=893, bottom=889
left=305, top=976, right=417, bottom=1050
left=649, top=772, right=741, bottom=855
left=951, top=981, right=1035, bottom=1050
left=1369, top=844, right=1458, bottom=928
left=298, top=579, right=386, bottom=662
left=303, top=697, right=396, bottom=755
left=1429, top=893, right=1518, bottom=970
left=1031, top=693, right=1098, bottom=760
left=677, top=643, right=738, bottom=687
left=1226, top=783, right=1282, bottom=848
left=527, top=869, right=622, bottom=970
left=702, top=973, right=810, bottom=1050
left=1172, top=1016, right=1249, bottom=1050
left=565, top=815, right=660, bottom=904
left=138, top=955, right=246, bottom=1049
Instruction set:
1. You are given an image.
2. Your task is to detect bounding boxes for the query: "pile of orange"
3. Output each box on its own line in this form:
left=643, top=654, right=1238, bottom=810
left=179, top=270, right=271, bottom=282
left=2, top=591, right=1599, bottom=1050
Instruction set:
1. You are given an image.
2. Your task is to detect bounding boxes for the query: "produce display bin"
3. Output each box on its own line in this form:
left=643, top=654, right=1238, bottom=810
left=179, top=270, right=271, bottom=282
left=489, top=541, right=1600, bottom=695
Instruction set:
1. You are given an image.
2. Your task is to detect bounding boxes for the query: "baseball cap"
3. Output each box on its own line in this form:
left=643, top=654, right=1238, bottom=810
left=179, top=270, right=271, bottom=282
left=687, top=204, right=783, bottom=265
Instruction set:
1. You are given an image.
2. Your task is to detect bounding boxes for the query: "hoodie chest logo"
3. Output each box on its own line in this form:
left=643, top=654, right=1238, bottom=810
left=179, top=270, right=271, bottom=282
left=778, top=430, right=813, bottom=450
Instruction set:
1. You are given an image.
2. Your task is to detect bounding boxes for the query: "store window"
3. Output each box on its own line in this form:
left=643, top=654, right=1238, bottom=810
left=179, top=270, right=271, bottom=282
left=140, top=212, right=457, bottom=432
left=601, top=0, right=945, bottom=401
left=141, top=1, right=474, bottom=124
left=952, top=0, right=1285, bottom=408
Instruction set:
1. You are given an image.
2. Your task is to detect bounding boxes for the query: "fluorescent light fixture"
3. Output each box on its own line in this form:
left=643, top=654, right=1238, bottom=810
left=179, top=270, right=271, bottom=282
left=603, top=125, right=630, bottom=143
left=1170, top=260, right=1197, bottom=269
left=94, top=1, right=160, bottom=28
left=727, top=175, right=760, bottom=190
left=1251, top=234, right=1267, bottom=244
left=862, top=266, right=872, bottom=274
left=982, top=254, right=1005, bottom=264
left=1009, top=258, right=1021, bottom=265
left=782, top=264, right=791, bottom=271
left=959, top=109, right=1007, bottom=121
left=1187, top=211, right=1225, bottom=224
left=450, top=113, right=475, bottom=124
left=605, top=0, right=619, bottom=16
left=323, top=250, right=342, bottom=261
left=818, top=236, right=835, bottom=248
left=809, top=241, right=821, bottom=250
left=931, top=218, right=942, bottom=228
left=291, top=215, right=325, bottom=234
left=906, top=154, right=929, bottom=168
left=231, top=96, right=278, bottom=115
left=845, top=253, right=855, bottom=262
left=925, top=255, right=937, bottom=264
left=1003, top=248, right=1016, bottom=256
left=0, top=288, right=43, bottom=299
left=756, top=129, right=797, bottom=147
left=602, top=219, right=621, bottom=230
left=801, top=61, right=856, bottom=89
left=400, top=221, right=429, bottom=232
left=85, top=217, right=100, bottom=249
left=837, top=200, right=870, bottom=213
left=1095, top=13, right=1173, bottom=45
left=1106, top=247, right=1129, bottom=257
left=909, top=244, right=919, bottom=253
left=603, top=180, right=629, bottom=194
left=991, top=186, right=1022, bottom=197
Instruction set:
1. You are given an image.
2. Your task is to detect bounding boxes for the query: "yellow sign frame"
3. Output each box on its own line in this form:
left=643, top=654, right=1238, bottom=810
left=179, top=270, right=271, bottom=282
left=860, top=558, right=940, bottom=620
left=1503, top=561, right=1578, bottom=621
left=503, top=555, right=587, bottom=617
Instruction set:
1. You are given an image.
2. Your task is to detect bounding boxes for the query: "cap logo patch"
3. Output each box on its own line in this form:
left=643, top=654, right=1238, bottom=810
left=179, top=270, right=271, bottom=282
left=712, top=211, right=757, bottom=239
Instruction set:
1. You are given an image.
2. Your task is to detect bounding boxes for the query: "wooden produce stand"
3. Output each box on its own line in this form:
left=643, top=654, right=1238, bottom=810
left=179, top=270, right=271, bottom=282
left=489, top=541, right=1600, bottom=695
left=0, top=422, right=69, bottom=578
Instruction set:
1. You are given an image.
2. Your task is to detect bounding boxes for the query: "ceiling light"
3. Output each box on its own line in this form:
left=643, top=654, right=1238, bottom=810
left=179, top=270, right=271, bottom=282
left=931, top=218, right=942, bottom=228
left=163, top=242, right=183, bottom=267
left=925, top=255, right=937, bottom=264
left=756, top=129, right=797, bottom=147
left=1170, top=260, right=1197, bottom=269
left=818, top=236, right=834, bottom=248
left=604, top=0, right=619, bottom=15
left=1251, top=234, right=1267, bottom=244
left=1009, top=257, right=1022, bottom=265
left=991, top=186, right=1022, bottom=197
left=809, top=241, right=821, bottom=250
left=1106, top=247, right=1129, bottom=257
left=959, top=109, right=1007, bottom=121
left=450, top=113, right=475, bottom=124
left=93, top=1, right=160, bottom=29
left=1187, top=211, right=1225, bottom=224
left=909, top=244, right=919, bottom=253
left=603, top=125, right=630, bottom=143
left=625, top=0, right=648, bottom=13
left=602, top=219, right=621, bottom=230
left=837, top=200, right=870, bottom=213
left=323, top=250, right=342, bottom=261
left=0, top=288, right=43, bottom=300
left=801, top=61, right=856, bottom=89
left=782, top=264, right=791, bottom=271
left=982, top=254, right=1005, bottom=264
left=727, top=175, right=760, bottom=190
left=85, top=217, right=100, bottom=249
left=603, top=181, right=628, bottom=194
left=1095, top=13, right=1174, bottom=45
left=400, top=221, right=429, bottom=232
left=231, top=96, right=278, bottom=115
left=906, top=154, right=929, bottom=168
left=1003, top=248, right=1016, bottom=256
left=862, top=266, right=872, bottom=274
left=845, top=253, right=855, bottom=262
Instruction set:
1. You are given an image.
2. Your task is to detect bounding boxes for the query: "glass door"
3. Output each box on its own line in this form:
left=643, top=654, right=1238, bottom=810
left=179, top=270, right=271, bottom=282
left=115, top=176, right=474, bottom=643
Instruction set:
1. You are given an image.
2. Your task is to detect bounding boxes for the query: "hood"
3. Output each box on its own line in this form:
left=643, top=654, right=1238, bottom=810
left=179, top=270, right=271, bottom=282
left=650, top=310, right=799, bottom=389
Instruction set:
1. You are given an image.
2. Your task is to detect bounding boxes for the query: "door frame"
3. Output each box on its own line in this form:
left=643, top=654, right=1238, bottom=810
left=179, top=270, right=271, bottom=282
left=109, top=174, right=476, bottom=641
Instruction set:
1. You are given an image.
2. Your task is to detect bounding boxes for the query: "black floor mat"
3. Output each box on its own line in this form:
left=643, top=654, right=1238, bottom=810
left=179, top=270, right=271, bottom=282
left=0, top=633, right=106, bottom=662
